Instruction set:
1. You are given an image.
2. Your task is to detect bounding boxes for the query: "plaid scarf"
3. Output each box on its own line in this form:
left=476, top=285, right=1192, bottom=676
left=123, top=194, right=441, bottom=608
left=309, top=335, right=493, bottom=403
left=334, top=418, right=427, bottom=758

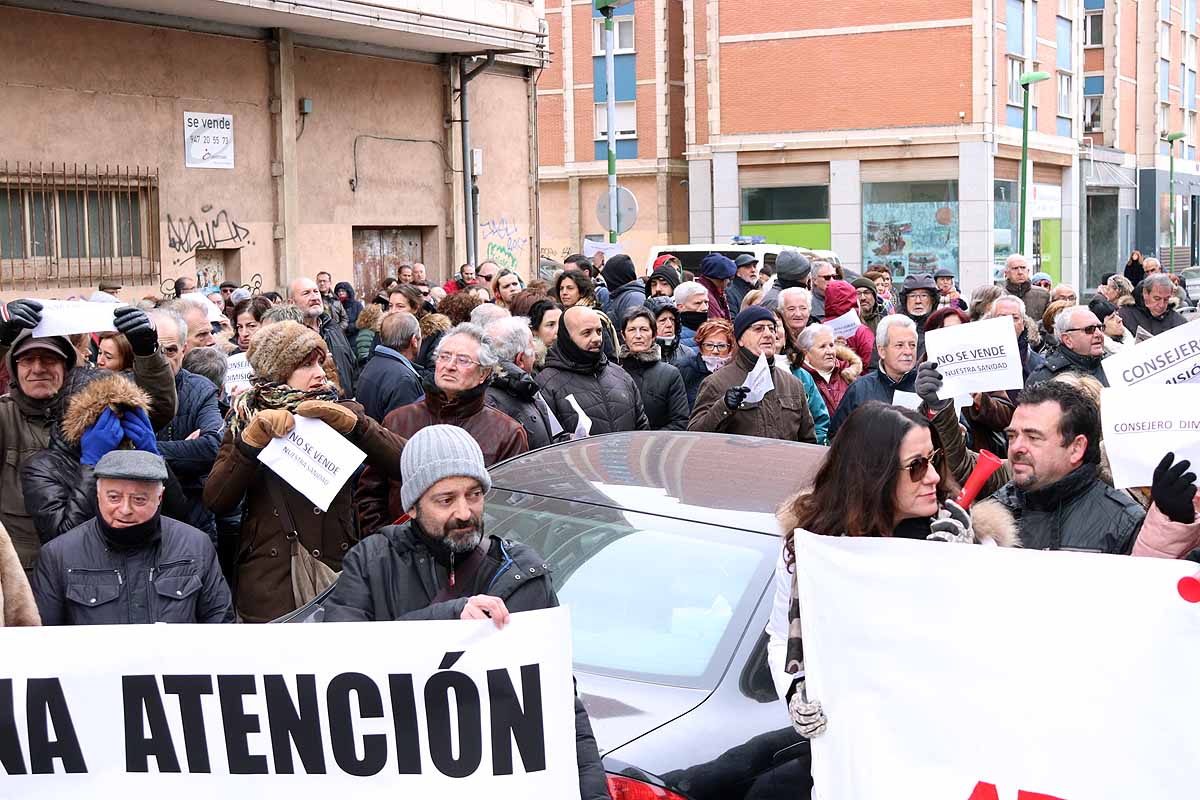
left=225, top=380, right=338, bottom=438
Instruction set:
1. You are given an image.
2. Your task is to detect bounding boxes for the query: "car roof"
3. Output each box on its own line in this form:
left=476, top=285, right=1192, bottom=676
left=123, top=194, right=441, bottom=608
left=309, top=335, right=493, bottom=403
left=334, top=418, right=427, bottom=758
left=488, top=431, right=826, bottom=534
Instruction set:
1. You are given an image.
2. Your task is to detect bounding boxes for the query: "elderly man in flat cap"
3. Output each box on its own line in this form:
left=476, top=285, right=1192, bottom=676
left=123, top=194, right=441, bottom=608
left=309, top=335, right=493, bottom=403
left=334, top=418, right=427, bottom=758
left=32, top=450, right=233, bottom=625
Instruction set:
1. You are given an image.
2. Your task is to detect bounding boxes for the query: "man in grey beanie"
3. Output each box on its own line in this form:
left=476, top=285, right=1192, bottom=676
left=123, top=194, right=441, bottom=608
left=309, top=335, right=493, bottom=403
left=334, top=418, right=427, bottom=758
left=324, top=424, right=609, bottom=799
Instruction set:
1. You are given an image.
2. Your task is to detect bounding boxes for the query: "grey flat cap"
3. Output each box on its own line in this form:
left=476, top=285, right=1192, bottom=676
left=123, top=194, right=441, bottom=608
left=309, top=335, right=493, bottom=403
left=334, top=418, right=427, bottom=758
left=734, top=253, right=759, bottom=267
left=94, top=450, right=169, bottom=483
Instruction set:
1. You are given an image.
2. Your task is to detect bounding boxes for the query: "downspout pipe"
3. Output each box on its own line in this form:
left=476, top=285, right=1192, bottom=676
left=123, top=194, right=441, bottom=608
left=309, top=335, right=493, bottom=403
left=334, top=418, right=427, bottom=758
left=461, top=51, right=496, bottom=267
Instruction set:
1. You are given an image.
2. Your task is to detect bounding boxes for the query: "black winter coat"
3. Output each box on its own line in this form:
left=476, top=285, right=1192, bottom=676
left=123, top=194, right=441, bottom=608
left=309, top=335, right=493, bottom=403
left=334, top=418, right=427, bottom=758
left=156, top=369, right=224, bottom=537
left=321, top=523, right=609, bottom=800
left=1118, top=286, right=1187, bottom=337
left=619, top=346, right=690, bottom=431
left=535, top=347, right=649, bottom=435
left=32, top=515, right=234, bottom=625
left=990, top=464, right=1144, bottom=553
left=828, top=363, right=918, bottom=439
left=1025, top=345, right=1108, bottom=387
left=319, top=313, right=359, bottom=398
left=678, top=350, right=714, bottom=410
left=485, top=361, right=564, bottom=449
left=356, top=346, right=424, bottom=423
left=604, top=280, right=648, bottom=333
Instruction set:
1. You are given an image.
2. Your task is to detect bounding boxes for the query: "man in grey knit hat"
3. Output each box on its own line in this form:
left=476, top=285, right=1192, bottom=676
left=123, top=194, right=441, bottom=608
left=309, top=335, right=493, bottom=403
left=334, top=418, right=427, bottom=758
left=324, top=424, right=608, bottom=799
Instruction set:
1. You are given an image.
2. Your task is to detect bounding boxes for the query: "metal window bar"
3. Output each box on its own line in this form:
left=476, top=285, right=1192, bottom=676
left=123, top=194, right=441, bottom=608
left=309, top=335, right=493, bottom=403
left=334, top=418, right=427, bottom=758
left=0, top=161, right=159, bottom=291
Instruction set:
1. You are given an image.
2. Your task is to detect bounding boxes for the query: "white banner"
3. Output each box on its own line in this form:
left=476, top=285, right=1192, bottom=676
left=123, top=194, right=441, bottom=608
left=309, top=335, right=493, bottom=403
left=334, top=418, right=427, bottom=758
left=582, top=240, right=622, bottom=259
left=794, top=531, right=1200, bottom=800
left=224, top=352, right=253, bottom=395
left=1100, top=385, right=1200, bottom=488
left=0, top=608, right=580, bottom=799
left=29, top=299, right=120, bottom=339
left=258, top=416, right=365, bottom=511
left=923, top=316, right=1023, bottom=399
left=1101, top=318, right=1200, bottom=387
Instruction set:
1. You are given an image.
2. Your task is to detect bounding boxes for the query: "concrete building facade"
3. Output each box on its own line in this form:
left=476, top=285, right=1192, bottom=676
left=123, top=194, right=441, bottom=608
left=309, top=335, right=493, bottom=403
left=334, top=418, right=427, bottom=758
left=0, top=0, right=547, bottom=301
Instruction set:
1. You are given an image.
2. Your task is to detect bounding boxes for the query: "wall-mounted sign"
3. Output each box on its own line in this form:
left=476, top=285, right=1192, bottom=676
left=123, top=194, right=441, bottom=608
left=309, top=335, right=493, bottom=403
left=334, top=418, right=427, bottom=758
left=184, top=111, right=235, bottom=169
left=1030, top=182, right=1061, bottom=220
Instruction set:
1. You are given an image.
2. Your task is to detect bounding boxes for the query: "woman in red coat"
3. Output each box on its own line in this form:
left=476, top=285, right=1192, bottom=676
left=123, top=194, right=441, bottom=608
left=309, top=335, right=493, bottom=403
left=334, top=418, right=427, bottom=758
left=798, top=323, right=862, bottom=417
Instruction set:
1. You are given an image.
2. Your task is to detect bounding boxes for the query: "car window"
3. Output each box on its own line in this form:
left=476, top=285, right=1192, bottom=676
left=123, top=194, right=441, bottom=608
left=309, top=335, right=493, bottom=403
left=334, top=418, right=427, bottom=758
left=485, top=490, right=777, bottom=689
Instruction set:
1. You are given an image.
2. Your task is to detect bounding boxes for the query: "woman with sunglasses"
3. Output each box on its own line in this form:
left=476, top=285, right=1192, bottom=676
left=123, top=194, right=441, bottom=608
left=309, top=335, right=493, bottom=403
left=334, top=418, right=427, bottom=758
left=677, top=319, right=735, bottom=410
left=764, top=401, right=1019, bottom=745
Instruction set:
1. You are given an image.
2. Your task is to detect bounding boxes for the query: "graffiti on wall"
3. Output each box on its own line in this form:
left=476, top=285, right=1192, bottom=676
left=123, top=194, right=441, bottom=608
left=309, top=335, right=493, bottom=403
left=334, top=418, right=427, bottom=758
left=481, top=216, right=527, bottom=272
left=166, top=204, right=253, bottom=268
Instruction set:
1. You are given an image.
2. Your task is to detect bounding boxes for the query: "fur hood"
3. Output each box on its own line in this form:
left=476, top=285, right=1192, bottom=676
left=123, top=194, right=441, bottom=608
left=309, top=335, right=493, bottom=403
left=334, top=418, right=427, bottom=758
left=60, top=372, right=152, bottom=447
left=1024, top=316, right=1043, bottom=348
left=0, top=521, right=39, bottom=627
left=835, top=344, right=864, bottom=383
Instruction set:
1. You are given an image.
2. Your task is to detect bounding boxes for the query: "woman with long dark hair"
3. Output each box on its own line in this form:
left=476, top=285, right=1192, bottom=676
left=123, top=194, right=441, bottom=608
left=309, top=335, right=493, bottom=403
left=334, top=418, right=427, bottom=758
left=765, top=402, right=1018, bottom=741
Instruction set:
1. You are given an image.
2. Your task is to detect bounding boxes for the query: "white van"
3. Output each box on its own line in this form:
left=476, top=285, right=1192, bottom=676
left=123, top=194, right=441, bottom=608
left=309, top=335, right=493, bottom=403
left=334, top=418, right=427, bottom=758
left=643, top=241, right=848, bottom=278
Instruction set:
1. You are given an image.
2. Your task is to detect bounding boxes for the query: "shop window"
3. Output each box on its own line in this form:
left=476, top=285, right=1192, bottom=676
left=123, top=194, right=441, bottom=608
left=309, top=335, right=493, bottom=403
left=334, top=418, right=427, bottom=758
left=594, top=101, right=636, bottom=139
left=592, top=17, right=634, bottom=55
left=862, top=181, right=959, bottom=278
left=741, top=186, right=830, bottom=223
left=994, top=180, right=1019, bottom=273
left=1084, top=12, right=1103, bottom=46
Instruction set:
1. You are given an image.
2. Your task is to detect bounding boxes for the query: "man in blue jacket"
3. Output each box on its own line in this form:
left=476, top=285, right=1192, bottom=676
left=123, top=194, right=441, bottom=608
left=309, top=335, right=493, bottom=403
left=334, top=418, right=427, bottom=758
left=828, top=314, right=919, bottom=439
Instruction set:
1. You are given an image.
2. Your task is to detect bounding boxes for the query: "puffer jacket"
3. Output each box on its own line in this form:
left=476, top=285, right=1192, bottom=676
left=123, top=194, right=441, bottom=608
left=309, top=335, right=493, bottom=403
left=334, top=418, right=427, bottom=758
left=800, top=345, right=863, bottom=420
left=0, top=521, right=38, bottom=626
left=355, top=381, right=528, bottom=535
left=32, top=515, right=234, bottom=625
left=319, top=313, right=358, bottom=398
left=1118, top=282, right=1187, bottom=336
left=536, top=346, right=650, bottom=436
left=822, top=280, right=876, bottom=366
left=991, top=464, right=1144, bottom=554
left=321, top=523, right=609, bottom=800
left=485, top=361, right=564, bottom=450
left=1025, top=344, right=1108, bottom=387
left=203, top=400, right=405, bottom=623
left=156, top=369, right=224, bottom=538
left=827, top=362, right=917, bottom=439
left=619, top=345, right=690, bottom=431
left=604, top=280, right=648, bottom=334
left=688, top=347, right=817, bottom=443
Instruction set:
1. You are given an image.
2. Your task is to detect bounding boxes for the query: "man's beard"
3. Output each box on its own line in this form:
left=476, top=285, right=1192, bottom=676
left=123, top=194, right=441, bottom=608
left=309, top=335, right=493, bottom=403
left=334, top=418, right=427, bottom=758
left=428, top=512, right=484, bottom=553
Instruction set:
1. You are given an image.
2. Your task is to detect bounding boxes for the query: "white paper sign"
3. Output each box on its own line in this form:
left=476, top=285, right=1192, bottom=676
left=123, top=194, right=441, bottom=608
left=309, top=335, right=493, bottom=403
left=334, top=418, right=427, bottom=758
left=184, top=111, right=235, bottom=169
left=565, top=394, right=592, bottom=438
left=0, top=607, right=581, bottom=799
left=29, top=298, right=120, bottom=338
left=180, top=291, right=227, bottom=323
left=741, top=353, right=776, bottom=403
left=582, top=239, right=622, bottom=259
left=1102, top=317, right=1200, bottom=387
left=1100, top=385, right=1200, bottom=488
left=258, top=415, right=365, bottom=511
left=923, top=316, right=1023, bottom=399
left=223, top=352, right=253, bottom=394
left=891, top=390, right=922, bottom=410
left=794, top=531, right=1200, bottom=800
left=826, top=307, right=861, bottom=340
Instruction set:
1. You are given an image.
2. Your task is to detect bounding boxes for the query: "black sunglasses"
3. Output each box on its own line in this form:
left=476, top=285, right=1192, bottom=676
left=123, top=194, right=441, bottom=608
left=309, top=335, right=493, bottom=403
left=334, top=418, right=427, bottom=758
left=899, top=449, right=941, bottom=482
left=1066, top=324, right=1102, bottom=336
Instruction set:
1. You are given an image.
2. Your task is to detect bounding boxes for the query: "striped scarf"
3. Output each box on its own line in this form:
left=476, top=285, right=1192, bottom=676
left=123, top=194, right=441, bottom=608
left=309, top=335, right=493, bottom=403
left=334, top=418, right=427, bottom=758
left=225, top=380, right=338, bottom=438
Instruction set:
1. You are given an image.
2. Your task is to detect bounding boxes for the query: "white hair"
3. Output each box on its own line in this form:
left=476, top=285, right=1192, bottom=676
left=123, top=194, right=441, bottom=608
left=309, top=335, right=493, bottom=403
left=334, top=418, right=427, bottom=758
left=673, top=281, right=707, bottom=305
left=1144, top=273, right=1174, bottom=292
left=1054, top=306, right=1083, bottom=337
left=485, top=316, right=536, bottom=364
left=436, top=322, right=499, bottom=369
left=779, top=287, right=812, bottom=306
left=470, top=303, right=510, bottom=328
left=876, top=314, right=918, bottom=348
left=148, top=309, right=187, bottom=345
left=989, top=294, right=1026, bottom=316
left=797, top=323, right=834, bottom=352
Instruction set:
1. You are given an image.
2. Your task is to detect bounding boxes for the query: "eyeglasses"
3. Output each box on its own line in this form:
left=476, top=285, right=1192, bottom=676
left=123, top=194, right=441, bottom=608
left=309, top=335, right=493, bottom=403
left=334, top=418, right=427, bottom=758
left=899, top=449, right=941, bottom=483
left=436, top=352, right=482, bottom=368
left=699, top=341, right=731, bottom=354
left=1065, top=324, right=1102, bottom=336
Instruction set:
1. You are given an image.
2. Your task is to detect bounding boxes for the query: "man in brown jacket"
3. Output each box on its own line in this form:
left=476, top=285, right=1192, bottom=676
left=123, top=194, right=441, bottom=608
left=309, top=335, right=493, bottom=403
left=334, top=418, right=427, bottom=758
left=688, top=306, right=818, bottom=444
left=355, top=322, right=528, bottom=535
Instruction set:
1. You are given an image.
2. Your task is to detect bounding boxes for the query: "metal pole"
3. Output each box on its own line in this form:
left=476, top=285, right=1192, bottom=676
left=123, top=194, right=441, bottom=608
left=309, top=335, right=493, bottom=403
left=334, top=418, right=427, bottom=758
left=1170, top=142, right=1177, bottom=274
left=604, top=9, right=618, bottom=244
left=1019, top=84, right=1031, bottom=255
left=460, top=58, right=476, bottom=268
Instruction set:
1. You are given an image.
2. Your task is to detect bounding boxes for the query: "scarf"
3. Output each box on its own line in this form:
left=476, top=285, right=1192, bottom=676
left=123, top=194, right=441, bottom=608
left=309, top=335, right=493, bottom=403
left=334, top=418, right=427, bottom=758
left=98, top=510, right=162, bottom=552
left=226, top=380, right=338, bottom=438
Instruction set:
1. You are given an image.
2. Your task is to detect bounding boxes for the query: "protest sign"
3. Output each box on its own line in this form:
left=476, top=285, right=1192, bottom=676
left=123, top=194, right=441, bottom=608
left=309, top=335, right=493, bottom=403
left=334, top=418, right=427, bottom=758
left=224, top=352, right=253, bottom=394
left=29, top=299, right=119, bottom=339
left=1100, top=385, right=1200, bottom=488
left=826, top=307, right=861, bottom=341
left=0, top=607, right=581, bottom=799
left=1101, top=317, right=1200, bottom=387
left=742, top=353, right=775, bottom=403
left=582, top=240, right=622, bottom=260
left=258, top=415, right=365, bottom=511
left=793, top=531, right=1200, bottom=800
left=923, top=316, right=1023, bottom=399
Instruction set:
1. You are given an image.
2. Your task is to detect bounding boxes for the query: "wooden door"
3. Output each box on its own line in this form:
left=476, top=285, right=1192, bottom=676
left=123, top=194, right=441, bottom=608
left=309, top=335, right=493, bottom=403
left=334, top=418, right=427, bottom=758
left=352, top=227, right=422, bottom=297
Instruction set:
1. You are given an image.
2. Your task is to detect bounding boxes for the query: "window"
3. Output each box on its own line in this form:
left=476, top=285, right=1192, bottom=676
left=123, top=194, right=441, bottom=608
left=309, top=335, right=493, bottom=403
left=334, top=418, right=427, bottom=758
left=1163, top=58, right=1172, bottom=98
left=1084, top=12, right=1103, bottom=45
left=1007, top=0, right=1025, bottom=55
left=1188, top=36, right=1197, bottom=66
left=862, top=181, right=960, bottom=278
left=1056, top=17, right=1073, bottom=69
left=594, top=101, right=636, bottom=139
left=1163, top=22, right=1173, bottom=58
left=1058, top=0, right=1071, bottom=16
left=1163, top=0, right=1172, bottom=21
left=1008, top=56, right=1026, bottom=104
left=592, top=17, right=634, bottom=55
left=741, top=186, right=830, bottom=223
left=1085, top=95, right=1103, bottom=131
left=1057, top=73, right=1073, bottom=116
left=1161, top=102, right=1171, bottom=134
left=1190, top=69, right=1198, bottom=109
left=0, top=185, right=151, bottom=263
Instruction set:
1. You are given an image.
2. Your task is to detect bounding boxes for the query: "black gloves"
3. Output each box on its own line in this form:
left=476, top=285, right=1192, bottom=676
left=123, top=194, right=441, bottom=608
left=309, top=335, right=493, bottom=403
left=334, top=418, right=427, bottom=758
left=0, top=300, right=42, bottom=347
left=915, top=361, right=951, bottom=410
left=1152, top=452, right=1197, bottom=524
left=724, top=385, right=751, bottom=411
left=113, top=306, right=158, bottom=357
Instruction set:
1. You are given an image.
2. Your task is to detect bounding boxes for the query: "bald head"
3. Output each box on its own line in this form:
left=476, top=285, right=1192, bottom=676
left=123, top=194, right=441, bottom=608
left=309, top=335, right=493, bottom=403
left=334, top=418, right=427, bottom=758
left=290, top=277, right=324, bottom=320
left=562, top=306, right=604, bottom=353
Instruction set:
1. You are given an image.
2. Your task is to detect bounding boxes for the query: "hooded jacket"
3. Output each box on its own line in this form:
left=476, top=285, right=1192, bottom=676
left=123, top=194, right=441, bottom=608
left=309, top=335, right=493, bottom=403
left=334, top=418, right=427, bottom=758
left=485, top=361, right=565, bottom=450
left=827, top=362, right=918, bottom=439
left=334, top=281, right=364, bottom=336
left=355, top=380, right=528, bottom=536
left=697, top=275, right=733, bottom=321
left=1025, top=344, right=1108, bottom=387
left=0, top=522, right=38, bottom=626
left=619, top=345, right=690, bottom=431
left=688, top=347, right=818, bottom=443
left=536, top=343, right=650, bottom=437
left=800, top=345, right=863, bottom=420
left=644, top=298, right=696, bottom=371
left=1118, top=281, right=1187, bottom=337
left=156, top=368, right=224, bottom=537
left=897, top=274, right=938, bottom=358
left=822, top=280, right=876, bottom=366
left=1004, top=279, right=1051, bottom=325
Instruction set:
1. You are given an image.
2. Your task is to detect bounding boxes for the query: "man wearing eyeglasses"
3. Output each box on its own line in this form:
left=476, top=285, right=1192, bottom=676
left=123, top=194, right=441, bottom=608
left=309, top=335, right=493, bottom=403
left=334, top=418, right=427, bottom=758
left=354, top=322, right=528, bottom=535
left=1026, top=306, right=1108, bottom=387
left=1118, top=272, right=1187, bottom=337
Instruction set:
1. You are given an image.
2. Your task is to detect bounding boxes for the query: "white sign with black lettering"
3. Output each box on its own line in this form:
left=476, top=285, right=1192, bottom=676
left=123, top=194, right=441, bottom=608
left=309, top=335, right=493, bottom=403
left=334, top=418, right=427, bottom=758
left=28, top=299, right=119, bottom=339
left=1100, top=385, right=1200, bottom=488
left=258, top=416, right=365, bottom=511
left=223, top=352, right=253, bottom=395
left=1102, top=317, right=1200, bottom=387
left=184, top=111, right=235, bottom=169
left=0, top=607, right=581, bottom=799
left=923, top=316, right=1023, bottom=399
left=827, top=307, right=861, bottom=341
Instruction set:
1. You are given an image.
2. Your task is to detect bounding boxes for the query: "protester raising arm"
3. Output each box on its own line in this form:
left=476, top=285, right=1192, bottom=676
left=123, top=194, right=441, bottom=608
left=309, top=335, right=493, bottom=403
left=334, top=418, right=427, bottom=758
left=116, top=306, right=179, bottom=431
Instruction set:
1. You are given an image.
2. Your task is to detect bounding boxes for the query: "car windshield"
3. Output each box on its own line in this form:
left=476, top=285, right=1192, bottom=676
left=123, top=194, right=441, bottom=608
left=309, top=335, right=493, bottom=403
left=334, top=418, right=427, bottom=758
left=485, top=490, right=778, bottom=689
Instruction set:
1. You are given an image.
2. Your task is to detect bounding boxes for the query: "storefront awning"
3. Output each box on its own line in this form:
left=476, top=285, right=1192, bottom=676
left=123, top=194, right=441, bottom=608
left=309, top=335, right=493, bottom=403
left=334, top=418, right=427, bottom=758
left=1083, top=159, right=1137, bottom=189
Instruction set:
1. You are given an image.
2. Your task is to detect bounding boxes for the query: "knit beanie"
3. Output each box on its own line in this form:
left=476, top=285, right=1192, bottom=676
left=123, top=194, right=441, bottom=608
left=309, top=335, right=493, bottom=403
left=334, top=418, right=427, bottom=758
left=852, top=277, right=878, bottom=299
left=400, top=425, right=493, bottom=512
left=700, top=253, right=736, bottom=281
left=246, top=320, right=328, bottom=383
left=650, top=264, right=682, bottom=291
left=733, top=305, right=776, bottom=341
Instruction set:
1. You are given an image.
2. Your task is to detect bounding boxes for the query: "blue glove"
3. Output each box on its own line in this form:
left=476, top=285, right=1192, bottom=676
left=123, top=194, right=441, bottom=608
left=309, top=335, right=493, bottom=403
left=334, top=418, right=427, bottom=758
left=80, top=408, right=124, bottom=465
left=121, top=407, right=160, bottom=455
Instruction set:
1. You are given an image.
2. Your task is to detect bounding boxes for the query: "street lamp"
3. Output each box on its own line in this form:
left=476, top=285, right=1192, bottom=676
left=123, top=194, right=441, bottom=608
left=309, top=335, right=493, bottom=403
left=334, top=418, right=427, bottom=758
left=1017, top=71, right=1051, bottom=255
left=595, top=0, right=634, bottom=244
left=1166, top=131, right=1186, bottom=274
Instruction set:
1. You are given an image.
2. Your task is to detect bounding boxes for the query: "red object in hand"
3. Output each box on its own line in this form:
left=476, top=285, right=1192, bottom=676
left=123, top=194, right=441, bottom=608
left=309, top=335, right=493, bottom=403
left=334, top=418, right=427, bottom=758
left=955, top=449, right=1004, bottom=509
left=1178, top=572, right=1200, bottom=603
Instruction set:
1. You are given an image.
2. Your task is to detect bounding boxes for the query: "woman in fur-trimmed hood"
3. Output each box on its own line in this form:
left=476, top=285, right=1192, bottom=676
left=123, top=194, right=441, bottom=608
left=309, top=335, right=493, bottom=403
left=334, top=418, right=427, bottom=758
left=762, top=402, right=1019, bottom=744
left=0, top=521, right=38, bottom=626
